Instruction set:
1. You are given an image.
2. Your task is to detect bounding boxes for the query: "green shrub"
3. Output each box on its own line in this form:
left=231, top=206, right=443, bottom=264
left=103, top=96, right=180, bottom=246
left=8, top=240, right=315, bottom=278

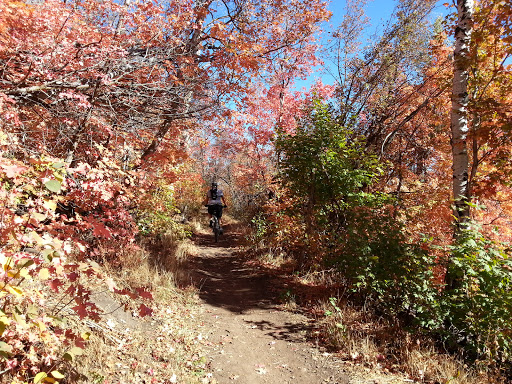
left=439, top=223, right=512, bottom=363
left=260, top=99, right=512, bottom=367
left=275, top=100, right=384, bottom=214
left=333, top=209, right=440, bottom=321
left=134, top=180, right=189, bottom=238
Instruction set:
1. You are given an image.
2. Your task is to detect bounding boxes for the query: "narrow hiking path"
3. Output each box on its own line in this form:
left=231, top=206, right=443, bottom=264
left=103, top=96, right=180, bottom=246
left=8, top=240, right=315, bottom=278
left=188, top=223, right=350, bottom=384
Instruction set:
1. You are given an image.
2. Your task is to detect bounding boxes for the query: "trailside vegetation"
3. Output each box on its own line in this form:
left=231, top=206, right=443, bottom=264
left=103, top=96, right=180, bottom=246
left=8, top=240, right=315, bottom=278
left=1, top=0, right=512, bottom=382
left=259, top=99, right=512, bottom=371
left=245, top=0, right=512, bottom=379
left=0, top=0, right=329, bottom=382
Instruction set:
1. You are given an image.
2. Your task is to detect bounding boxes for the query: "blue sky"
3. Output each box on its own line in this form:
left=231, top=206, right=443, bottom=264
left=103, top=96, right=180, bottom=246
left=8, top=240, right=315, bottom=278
left=329, top=0, right=395, bottom=31
left=341, top=0, right=451, bottom=27
left=296, top=0, right=452, bottom=89
left=326, top=0, right=451, bottom=42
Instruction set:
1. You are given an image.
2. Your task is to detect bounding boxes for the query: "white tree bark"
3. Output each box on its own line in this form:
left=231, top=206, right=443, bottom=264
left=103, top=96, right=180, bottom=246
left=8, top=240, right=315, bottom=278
left=451, top=0, right=474, bottom=229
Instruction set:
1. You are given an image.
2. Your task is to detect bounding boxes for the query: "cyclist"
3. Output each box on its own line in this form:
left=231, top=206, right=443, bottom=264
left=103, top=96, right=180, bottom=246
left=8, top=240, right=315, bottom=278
left=203, top=182, right=227, bottom=230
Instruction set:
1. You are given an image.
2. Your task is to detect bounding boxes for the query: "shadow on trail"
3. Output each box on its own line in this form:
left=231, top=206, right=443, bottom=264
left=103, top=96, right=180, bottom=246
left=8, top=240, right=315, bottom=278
left=242, top=319, right=315, bottom=343
left=189, top=223, right=279, bottom=314
left=190, top=223, right=351, bottom=384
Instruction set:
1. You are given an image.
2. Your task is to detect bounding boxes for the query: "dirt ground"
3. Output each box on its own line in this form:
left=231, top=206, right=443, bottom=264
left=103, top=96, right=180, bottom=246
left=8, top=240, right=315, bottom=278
left=188, top=223, right=351, bottom=384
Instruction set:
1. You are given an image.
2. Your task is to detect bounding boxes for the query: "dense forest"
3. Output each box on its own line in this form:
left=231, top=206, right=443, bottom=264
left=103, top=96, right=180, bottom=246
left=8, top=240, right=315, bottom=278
left=1, top=0, right=511, bottom=382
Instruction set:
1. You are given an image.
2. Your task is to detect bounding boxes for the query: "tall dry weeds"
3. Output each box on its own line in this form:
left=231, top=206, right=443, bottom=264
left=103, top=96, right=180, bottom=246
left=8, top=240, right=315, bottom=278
left=317, top=298, right=497, bottom=384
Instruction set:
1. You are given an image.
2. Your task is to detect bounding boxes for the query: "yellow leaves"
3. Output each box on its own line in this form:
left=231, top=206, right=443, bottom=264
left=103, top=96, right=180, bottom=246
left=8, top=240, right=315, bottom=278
left=12, top=311, right=27, bottom=328
left=33, top=373, right=63, bottom=384
left=35, top=320, right=46, bottom=332
left=42, top=249, right=57, bottom=262
left=0, top=340, right=13, bottom=357
left=37, top=371, right=64, bottom=383
left=14, top=267, right=29, bottom=279
left=33, top=369, right=64, bottom=383
left=33, top=372, right=47, bottom=384
left=50, top=371, right=65, bottom=380
left=27, top=232, right=65, bottom=257
left=0, top=311, right=11, bottom=336
left=0, top=131, right=10, bottom=146
left=2, top=255, right=14, bottom=272
left=5, top=285, right=23, bottom=297
left=29, top=231, right=44, bottom=246
left=39, top=330, right=53, bottom=344
left=38, top=268, right=49, bottom=280
left=43, top=199, right=57, bottom=212
left=63, top=346, right=84, bottom=361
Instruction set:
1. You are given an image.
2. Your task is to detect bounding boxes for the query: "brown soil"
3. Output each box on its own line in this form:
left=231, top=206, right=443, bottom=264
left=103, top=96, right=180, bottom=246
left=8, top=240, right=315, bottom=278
left=188, top=223, right=350, bottom=384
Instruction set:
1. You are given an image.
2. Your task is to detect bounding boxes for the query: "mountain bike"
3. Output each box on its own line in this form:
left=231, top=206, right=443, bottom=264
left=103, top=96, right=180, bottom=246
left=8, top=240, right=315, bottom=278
left=206, top=204, right=226, bottom=243
left=211, top=214, right=221, bottom=243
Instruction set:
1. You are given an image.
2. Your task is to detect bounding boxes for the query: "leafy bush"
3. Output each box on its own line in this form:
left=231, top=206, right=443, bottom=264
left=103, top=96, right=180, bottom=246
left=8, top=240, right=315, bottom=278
left=0, top=154, right=153, bottom=382
left=336, top=209, right=440, bottom=319
left=258, top=99, right=512, bottom=368
left=438, top=223, right=512, bottom=364
left=275, top=100, right=385, bottom=214
left=272, top=100, right=392, bottom=265
left=249, top=213, right=269, bottom=246
left=134, top=180, right=182, bottom=236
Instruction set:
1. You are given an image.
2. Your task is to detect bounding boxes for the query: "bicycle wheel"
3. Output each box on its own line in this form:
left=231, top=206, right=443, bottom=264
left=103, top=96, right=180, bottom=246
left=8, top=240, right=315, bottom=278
left=212, top=217, right=220, bottom=242
left=214, top=225, right=219, bottom=243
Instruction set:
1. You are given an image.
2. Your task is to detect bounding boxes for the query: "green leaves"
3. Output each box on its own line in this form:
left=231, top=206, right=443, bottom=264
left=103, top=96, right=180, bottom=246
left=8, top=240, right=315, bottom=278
left=44, top=179, right=62, bottom=193
left=42, top=161, right=66, bottom=193
left=440, top=222, right=512, bottom=361
left=275, top=100, right=389, bottom=212
left=0, top=341, right=13, bottom=358
left=63, top=346, right=84, bottom=361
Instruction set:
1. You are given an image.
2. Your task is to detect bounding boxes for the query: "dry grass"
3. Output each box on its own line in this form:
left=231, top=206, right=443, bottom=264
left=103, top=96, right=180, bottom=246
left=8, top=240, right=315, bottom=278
left=105, top=230, right=199, bottom=292
left=404, top=348, right=482, bottom=384
left=258, top=249, right=294, bottom=268
left=316, top=298, right=496, bottom=384
left=297, top=269, right=340, bottom=284
left=318, top=301, right=379, bottom=360
left=188, top=217, right=207, bottom=235
left=74, top=286, right=209, bottom=384
left=70, top=229, right=214, bottom=384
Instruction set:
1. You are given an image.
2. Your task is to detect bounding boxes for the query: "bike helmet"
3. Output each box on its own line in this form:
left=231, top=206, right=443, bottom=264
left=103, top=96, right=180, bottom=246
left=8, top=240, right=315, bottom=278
left=211, top=182, right=218, bottom=190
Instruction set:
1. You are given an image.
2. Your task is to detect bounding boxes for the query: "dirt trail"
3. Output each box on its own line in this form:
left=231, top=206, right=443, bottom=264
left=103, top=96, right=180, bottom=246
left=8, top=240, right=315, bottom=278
left=189, top=223, right=350, bottom=384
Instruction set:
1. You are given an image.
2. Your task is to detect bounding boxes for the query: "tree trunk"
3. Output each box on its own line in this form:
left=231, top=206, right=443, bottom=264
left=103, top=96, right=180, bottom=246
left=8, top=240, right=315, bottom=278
left=469, top=112, right=481, bottom=197
left=450, top=0, right=474, bottom=231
